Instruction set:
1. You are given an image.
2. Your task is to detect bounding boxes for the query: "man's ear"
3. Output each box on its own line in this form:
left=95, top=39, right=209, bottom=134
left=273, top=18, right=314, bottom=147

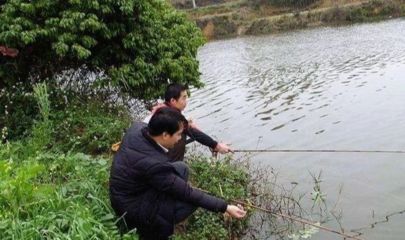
left=162, top=131, right=170, bottom=139
left=169, top=98, right=177, bottom=105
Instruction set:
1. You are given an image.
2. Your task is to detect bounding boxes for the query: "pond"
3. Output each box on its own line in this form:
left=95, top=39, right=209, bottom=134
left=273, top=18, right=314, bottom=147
left=186, top=19, right=405, bottom=239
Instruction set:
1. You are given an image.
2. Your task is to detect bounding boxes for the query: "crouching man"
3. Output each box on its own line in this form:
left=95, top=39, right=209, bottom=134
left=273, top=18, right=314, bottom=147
left=109, top=108, right=246, bottom=240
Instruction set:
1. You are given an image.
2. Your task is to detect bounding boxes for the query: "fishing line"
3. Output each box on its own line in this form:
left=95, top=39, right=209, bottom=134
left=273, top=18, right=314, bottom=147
left=232, top=149, right=405, bottom=154
left=230, top=199, right=365, bottom=240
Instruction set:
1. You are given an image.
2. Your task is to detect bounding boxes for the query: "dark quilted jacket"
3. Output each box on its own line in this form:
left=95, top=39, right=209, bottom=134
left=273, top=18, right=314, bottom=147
left=109, top=122, right=227, bottom=239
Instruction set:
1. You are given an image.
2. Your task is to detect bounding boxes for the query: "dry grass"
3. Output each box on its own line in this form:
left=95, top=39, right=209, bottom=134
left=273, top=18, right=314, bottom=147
left=183, top=0, right=405, bottom=39
left=184, top=0, right=368, bottom=19
left=318, top=0, right=366, bottom=8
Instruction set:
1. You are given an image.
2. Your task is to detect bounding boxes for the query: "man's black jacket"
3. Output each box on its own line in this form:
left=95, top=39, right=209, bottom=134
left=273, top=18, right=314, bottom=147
left=168, top=126, right=218, bottom=162
left=109, top=122, right=227, bottom=238
left=145, top=103, right=218, bottom=162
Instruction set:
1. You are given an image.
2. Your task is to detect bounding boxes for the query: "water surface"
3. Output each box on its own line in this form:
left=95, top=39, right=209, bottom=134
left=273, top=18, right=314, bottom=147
left=186, top=19, right=405, bottom=239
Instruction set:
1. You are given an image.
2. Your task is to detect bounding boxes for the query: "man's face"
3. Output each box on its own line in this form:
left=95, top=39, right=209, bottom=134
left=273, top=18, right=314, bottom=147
left=170, top=90, right=188, bottom=111
left=162, top=124, right=184, bottom=149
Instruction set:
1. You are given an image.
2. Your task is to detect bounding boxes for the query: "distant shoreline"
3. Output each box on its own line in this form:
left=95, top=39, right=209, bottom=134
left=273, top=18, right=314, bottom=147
left=180, top=0, right=405, bottom=40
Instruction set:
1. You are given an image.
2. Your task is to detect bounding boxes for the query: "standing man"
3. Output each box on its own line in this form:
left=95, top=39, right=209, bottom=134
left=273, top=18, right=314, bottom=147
left=110, top=108, right=246, bottom=240
left=145, top=83, right=232, bottom=161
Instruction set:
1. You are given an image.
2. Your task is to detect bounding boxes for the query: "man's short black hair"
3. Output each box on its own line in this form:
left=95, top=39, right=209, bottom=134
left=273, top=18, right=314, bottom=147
left=148, top=107, right=187, bottom=136
left=164, top=83, right=188, bottom=102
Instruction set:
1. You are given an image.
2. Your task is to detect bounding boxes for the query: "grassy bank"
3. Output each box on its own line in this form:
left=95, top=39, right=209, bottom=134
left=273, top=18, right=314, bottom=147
left=182, top=0, right=405, bottom=39
left=0, top=83, right=331, bottom=239
left=1, top=80, right=344, bottom=239
left=0, top=84, right=253, bottom=240
left=0, top=141, right=252, bottom=239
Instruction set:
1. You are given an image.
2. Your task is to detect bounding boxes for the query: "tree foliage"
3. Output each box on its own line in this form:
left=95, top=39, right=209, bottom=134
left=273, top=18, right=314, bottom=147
left=0, top=0, right=205, bottom=100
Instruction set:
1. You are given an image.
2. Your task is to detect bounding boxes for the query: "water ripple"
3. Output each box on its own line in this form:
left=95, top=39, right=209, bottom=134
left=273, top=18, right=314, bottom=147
left=189, top=19, right=405, bottom=150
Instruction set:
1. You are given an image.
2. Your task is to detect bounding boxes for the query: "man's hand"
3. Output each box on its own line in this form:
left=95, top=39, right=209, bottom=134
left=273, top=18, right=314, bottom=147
left=188, top=118, right=201, bottom=131
left=226, top=204, right=246, bottom=219
left=214, top=142, right=233, bottom=154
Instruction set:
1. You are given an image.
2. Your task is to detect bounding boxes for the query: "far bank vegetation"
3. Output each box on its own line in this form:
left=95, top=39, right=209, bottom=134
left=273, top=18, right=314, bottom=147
left=170, top=0, right=405, bottom=39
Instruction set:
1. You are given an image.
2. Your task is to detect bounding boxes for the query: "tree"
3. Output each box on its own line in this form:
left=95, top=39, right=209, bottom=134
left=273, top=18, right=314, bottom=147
left=0, top=0, right=205, bottom=100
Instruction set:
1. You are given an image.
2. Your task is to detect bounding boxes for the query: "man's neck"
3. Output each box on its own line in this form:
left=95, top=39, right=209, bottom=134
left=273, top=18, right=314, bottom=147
left=150, top=135, right=168, bottom=152
left=165, top=102, right=182, bottom=112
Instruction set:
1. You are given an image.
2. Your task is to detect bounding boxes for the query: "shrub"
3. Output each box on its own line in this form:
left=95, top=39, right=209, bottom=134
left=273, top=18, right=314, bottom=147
left=0, top=143, right=138, bottom=240
left=0, top=0, right=205, bottom=101
left=0, top=141, right=253, bottom=239
left=0, top=0, right=206, bottom=142
left=176, top=154, right=251, bottom=239
left=0, top=83, right=37, bottom=140
left=51, top=100, right=132, bottom=154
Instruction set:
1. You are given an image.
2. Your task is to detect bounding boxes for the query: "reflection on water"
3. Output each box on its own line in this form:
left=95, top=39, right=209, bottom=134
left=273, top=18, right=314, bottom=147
left=186, top=19, right=405, bottom=239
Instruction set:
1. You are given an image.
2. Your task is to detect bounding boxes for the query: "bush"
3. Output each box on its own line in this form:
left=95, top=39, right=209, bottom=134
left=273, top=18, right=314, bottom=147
left=0, top=141, right=253, bottom=239
left=0, top=0, right=205, bottom=101
left=0, top=142, right=137, bottom=239
left=51, top=100, right=132, bottom=154
left=26, top=82, right=132, bottom=154
left=0, top=0, right=206, bottom=142
left=0, top=85, right=127, bottom=238
left=176, top=154, right=251, bottom=240
left=0, top=83, right=37, bottom=140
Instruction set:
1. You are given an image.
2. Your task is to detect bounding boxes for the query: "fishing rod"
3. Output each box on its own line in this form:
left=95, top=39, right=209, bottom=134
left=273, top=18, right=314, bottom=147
left=232, top=149, right=405, bottom=154
left=197, top=187, right=364, bottom=240
left=230, top=199, right=365, bottom=240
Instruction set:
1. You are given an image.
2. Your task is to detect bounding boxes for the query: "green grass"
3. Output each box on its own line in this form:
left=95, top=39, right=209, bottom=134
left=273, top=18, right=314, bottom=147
left=176, top=154, right=250, bottom=240
left=0, top=144, right=134, bottom=239
left=0, top=83, right=253, bottom=239
left=0, top=84, right=136, bottom=239
left=0, top=142, right=253, bottom=240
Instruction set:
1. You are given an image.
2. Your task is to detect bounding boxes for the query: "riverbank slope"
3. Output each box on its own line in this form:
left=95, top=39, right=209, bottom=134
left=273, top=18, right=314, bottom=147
left=175, top=0, right=405, bottom=40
